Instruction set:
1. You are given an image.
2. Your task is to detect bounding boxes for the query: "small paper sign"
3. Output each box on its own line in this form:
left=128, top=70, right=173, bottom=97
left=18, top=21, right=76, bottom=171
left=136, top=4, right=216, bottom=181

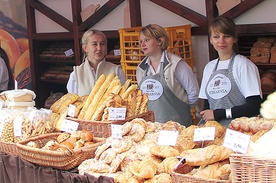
left=64, top=49, right=74, bottom=57
left=60, top=119, right=79, bottom=133
left=0, top=116, right=5, bottom=137
left=158, top=130, right=179, bottom=146
left=108, top=108, right=126, bottom=120
left=14, top=116, right=23, bottom=137
left=223, top=128, right=250, bottom=154
left=111, top=124, right=122, bottom=139
left=113, top=49, right=121, bottom=56
left=193, top=127, right=216, bottom=141
left=68, top=104, right=76, bottom=117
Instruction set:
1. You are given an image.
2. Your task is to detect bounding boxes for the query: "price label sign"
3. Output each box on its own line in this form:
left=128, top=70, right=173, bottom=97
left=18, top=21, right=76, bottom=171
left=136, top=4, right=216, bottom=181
left=64, top=49, right=74, bottom=57
left=60, top=119, right=79, bottom=133
left=68, top=104, right=76, bottom=117
left=0, top=116, right=5, bottom=137
left=108, top=108, right=126, bottom=120
left=193, top=127, right=215, bottom=141
left=14, top=116, right=23, bottom=137
left=158, top=130, right=179, bottom=146
left=113, top=49, right=121, bottom=56
left=223, top=128, right=250, bottom=154
left=111, top=124, right=122, bottom=139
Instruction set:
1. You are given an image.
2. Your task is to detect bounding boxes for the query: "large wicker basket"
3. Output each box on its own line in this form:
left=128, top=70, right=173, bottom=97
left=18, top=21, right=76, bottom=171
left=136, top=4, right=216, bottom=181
left=171, top=171, right=231, bottom=183
left=171, top=162, right=231, bottom=183
left=16, top=133, right=104, bottom=170
left=230, top=153, right=276, bottom=183
left=68, top=110, right=155, bottom=138
left=0, top=141, right=18, bottom=156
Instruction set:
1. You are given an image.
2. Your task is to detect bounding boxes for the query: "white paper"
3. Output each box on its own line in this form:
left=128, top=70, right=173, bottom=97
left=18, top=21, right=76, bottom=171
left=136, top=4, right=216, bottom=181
left=60, top=119, right=79, bottom=133
left=111, top=124, right=122, bottom=139
left=193, top=127, right=215, bottom=141
left=223, top=128, right=250, bottom=154
left=108, top=108, right=126, bottom=120
left=158, top=130, right=178, bottom=146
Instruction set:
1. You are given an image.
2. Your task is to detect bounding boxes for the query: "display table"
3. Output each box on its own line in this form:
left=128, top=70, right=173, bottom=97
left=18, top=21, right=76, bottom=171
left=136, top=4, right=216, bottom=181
left=0, top=153, right=114, bottom=183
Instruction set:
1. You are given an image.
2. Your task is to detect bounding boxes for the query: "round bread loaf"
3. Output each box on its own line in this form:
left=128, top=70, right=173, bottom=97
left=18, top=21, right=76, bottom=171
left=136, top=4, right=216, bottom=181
left=261, top=71, right=276, bottom=92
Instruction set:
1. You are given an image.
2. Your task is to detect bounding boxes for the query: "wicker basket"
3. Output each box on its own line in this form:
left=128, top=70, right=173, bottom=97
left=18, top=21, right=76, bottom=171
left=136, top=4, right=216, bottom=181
left=171, top=161, right=231, bottom=183
left=16, top=133, right=104, bottom=170
left=171, top=171, right=231, bottom=183
left=230, top=153, right=276, bottom=183
left=0, top=141, right=18, bottom=156
left=68, top=110, right=155, bottom=138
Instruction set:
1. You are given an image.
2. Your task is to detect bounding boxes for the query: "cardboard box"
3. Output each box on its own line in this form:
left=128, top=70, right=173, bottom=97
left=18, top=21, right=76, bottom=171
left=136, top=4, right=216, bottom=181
left=80, top=4, right=100, bottom=22
left=216, top=0, right=241, bottom=15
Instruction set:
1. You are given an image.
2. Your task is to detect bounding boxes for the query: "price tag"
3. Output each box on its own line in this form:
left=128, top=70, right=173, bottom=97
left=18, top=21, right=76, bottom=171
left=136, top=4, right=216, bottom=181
left=64, top=49, right=74, bottom=57
left=0, top=116, right=5, bottom=137
left=113, top=49, right=121, bottom=56
left=158, top=130, right=179, bottom=146
left=68, top=104, right=76, bottom=117
left=28, top=110, right=37, bottom=122
left=223, top=128, right=250, bottom=154
left=108, top=108, right=126, bottom=120
left=111, top=124, right=122, bottom=139
left=0, top=101, right=3, bottom=109
left=60, top=119, right=79, bottom=133
left=193, top=127, right=215, bottom=141
left=14, top=116, right=23, bottom=137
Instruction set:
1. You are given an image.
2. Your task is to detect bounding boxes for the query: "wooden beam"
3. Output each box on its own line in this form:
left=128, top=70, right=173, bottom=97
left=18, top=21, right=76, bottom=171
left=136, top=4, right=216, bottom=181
left=149, top=0, right=207, bottom=26
left=78, top=0, right=124, bottom=32
left=221, top=0, right=266, bottom=19
left=71, top=0, right=82, bottom=65
left=129, top=0, right=142, bottom=27
left=28, top=0, right=73, bottom=31
left=205, top=0, right=218, bottom=60
left=236, top=23, right=276, bottom=35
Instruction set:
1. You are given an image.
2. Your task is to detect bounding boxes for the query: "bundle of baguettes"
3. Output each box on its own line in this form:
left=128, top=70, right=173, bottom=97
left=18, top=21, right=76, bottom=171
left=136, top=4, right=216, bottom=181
left=50, top=73, right=149, bottom=125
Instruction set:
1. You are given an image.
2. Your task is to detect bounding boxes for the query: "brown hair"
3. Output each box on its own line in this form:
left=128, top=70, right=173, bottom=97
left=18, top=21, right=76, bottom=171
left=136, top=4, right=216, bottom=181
left=0, top=48, right=14, bottom=90
left=140, top=24, right=169, bottom=51
left=209, top=16, right=238, bottom=51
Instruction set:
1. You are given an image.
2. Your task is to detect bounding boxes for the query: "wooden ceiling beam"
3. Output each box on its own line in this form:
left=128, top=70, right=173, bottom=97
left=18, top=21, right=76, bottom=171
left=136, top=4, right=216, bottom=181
left=129, top=0, right=142, bottom=27
left=221, top=0, right=266, bottom=19
left=28, top=0, right=72, bottom=32
left=149, top=0, right=207, bottom=26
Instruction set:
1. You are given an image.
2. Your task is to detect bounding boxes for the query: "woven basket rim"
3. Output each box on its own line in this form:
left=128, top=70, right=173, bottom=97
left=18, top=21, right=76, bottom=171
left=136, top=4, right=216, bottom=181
left=171, top=170, right=231, bottom=183
left=16, top=132, right=105, bottom=170
left=67, top=110, right=155, bottom=124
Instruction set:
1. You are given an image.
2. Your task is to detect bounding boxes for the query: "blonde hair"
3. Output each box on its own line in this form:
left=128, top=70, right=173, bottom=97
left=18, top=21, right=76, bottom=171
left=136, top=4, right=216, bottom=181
left=140, top=24, right=169, bottom=51
left=81, top=29, right=107, bottom=61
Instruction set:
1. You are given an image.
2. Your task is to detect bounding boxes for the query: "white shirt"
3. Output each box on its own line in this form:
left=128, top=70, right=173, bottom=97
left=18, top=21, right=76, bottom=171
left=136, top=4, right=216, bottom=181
left=67, top=64, right=126, bottom=94
left=199, top=54, right=262, bottom=99
left=0, top=57, right=9, bottom=91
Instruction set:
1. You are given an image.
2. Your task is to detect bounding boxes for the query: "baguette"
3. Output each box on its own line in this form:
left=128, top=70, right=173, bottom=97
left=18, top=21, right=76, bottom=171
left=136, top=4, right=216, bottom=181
left=78, top=74, right=106, bottom=119
left=50, top=93, right=79, bottom=114
left=54, top=106, right=69, bottom=131
left=71, top=101, right=84, bottom=118
left=121, top=84, right=138, bottom=100
left=180, top=145, right=233, bottom=166
left=98, top=76, right=121, bottom=106
left=139, top=93, right=149, bottom=114
left=134, top=90, right=143, bottom=115
left=91, top=93, right=115, bottom=121
left=83, top=73, right=115, bottom=120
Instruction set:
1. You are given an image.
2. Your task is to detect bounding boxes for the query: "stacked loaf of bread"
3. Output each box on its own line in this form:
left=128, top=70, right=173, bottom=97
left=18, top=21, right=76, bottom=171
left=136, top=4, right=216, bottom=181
left=250, top=37, right=274, bottom=63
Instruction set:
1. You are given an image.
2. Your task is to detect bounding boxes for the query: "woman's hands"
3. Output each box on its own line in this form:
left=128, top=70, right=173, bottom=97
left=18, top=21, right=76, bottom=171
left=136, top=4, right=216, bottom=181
left=200, top=109, right=215, bottom=121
